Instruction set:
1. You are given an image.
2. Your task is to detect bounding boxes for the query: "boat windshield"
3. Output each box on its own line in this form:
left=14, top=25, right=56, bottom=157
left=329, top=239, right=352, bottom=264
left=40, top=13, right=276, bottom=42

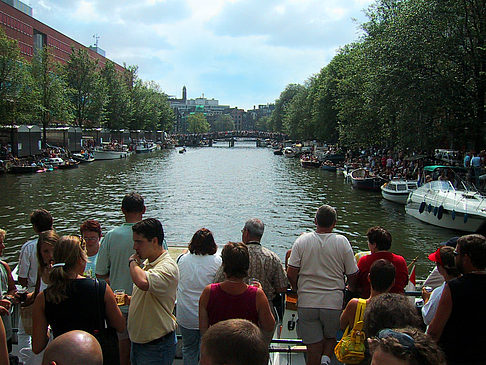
left=426, top=180, right=455, bottom=191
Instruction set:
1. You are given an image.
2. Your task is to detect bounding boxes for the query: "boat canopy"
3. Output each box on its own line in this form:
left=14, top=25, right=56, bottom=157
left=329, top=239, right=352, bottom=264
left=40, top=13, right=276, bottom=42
left=423, top=180, right=455, bottom=191
left=423, top=165, right=468, bottom=173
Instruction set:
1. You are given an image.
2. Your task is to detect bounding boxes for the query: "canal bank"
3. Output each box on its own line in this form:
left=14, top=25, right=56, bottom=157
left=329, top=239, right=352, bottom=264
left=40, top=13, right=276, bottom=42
left=0, top=142, right=453, bottom=278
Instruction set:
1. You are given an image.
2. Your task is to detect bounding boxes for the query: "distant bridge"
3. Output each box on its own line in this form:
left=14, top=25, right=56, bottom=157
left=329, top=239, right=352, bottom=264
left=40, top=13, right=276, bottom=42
left=172, top=131, right=288, bottom=147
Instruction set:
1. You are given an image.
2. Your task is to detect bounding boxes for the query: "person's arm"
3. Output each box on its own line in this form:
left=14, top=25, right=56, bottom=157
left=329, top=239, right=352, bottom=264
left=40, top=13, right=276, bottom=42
left=287, top=265, right=299, bottom=292
left=17, top=243, right=31, bottom=288
left=199, top=285, right=211, bottom=335
left=104, top=284, right=126, bottom=333
left=346, top=271, right=359, bottom=293
left=3, top=262, right=16, bottom=296
left=0, top=319, right=8, bottom=365
left=427, top=284, right=452, bottom=342
left=340, top=299, right=357, bottom=330
left=129, top=254, right=149, bottom=291
left=95, top=235, right=110, bottom=283
left=32, top=292, right=50, bottom=354
left=256, top=288, right=275, bottom=333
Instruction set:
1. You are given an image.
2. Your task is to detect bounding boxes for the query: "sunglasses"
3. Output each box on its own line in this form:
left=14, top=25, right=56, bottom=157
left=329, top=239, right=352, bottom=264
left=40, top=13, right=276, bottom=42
left=377, top=329, right=415, bottom=351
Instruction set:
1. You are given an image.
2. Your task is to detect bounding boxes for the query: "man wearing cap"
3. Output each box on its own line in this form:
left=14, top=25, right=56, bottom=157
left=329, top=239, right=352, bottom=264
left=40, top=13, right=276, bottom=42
left=421, top=246, right=459, bottom=327
left=423, top=237, right=459, bottom=290
left=428, top=234, right=486, bottom=364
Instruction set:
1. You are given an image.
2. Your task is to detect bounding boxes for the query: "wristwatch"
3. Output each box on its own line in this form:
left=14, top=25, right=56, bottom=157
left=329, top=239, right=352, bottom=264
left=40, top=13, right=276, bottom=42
left=128, top=258, right=138, bottom=267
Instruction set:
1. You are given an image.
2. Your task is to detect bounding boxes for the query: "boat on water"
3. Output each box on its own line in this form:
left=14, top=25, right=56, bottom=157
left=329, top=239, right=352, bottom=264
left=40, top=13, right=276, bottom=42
left=350, top=168, right=387, bottom=191
left=72, top=152, right=95, bottom=163
left=57, top=160, right=79, bottom=169
left=273, top=149, right=283, bottom=155
left=135, top=141, right=157, bottom=153
left=92, top=143, right=130, bottom=160
left=300, top=155, right=321, bottom=168
left=44, top=157, right=64, bottom=167
left=179, top=147, right=186, bottom=154
left=405, top=179, right=486, bottom=232
left=283, top=147, right=296, bottom=158
left=321, top=161, right=338, bottom=171
left=381, top=179, right=419, bottom=204
left=9, top=165, right=39, bottom=174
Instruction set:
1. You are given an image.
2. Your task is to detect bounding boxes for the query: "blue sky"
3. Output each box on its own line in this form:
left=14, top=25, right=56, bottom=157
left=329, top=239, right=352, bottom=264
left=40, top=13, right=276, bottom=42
left=29, top=0, right=374, bottom=110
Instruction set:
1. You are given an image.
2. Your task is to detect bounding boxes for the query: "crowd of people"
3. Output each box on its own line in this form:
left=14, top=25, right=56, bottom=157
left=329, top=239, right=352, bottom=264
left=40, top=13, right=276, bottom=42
left=0, top=196, right=484, bottom=365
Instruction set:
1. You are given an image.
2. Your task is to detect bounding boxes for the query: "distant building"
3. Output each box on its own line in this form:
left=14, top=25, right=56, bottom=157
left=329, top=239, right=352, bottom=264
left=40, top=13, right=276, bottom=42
left=0, top=0, right=124, bottom=71
left=169, top=87, right=230, bottom=133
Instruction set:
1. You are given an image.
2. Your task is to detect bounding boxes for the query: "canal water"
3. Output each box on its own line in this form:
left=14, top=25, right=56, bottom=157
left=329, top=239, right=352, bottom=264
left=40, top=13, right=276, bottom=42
left=0, top=141, right=454, bottom=278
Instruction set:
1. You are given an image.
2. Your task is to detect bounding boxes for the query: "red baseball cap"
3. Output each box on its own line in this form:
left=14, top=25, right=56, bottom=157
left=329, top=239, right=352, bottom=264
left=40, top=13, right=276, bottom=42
left=428, top=247, right=442, bottom=266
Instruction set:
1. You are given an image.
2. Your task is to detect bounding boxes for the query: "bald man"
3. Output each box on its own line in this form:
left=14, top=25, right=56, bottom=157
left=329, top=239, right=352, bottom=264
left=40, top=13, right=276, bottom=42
left=42, top=330, right=103, bottom=365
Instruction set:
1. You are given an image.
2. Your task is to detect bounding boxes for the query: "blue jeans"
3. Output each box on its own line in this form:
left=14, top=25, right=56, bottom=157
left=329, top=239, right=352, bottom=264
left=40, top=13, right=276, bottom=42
left=131, top=331, right=177, bottom=365
left=179, top=325, right=201, bottom=365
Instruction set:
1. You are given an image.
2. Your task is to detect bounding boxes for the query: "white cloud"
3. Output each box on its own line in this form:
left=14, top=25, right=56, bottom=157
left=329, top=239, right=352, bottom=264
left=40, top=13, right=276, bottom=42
left=28, top=0, right=374, bottom=109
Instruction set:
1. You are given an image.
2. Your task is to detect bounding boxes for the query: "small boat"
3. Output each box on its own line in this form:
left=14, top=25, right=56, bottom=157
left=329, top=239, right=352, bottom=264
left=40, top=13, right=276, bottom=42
left=283, top=147, right=296, bottom=158
left=72, top=153, right=95, bottom=163
left=381, top=179, right=419, bottom=204
left=405, top=180, right=486, bottom=232
left=273, top=149, right=283, bottom=155
left=9, top=165, right=38, bottom=174
left=135, top=141, right=157, bottom=153
left=321, top=161, right=337, bottom=171
left=93, top=143, right=130, bottom=160
left=350, top=168, right=387, bottom=191
left=300, top=155, right=321, bottom=168
left=44, top=157, right=64, bottom=167
left=57, top=160, right=79, bottom=169
left=179, top=147, right=186, bottom=154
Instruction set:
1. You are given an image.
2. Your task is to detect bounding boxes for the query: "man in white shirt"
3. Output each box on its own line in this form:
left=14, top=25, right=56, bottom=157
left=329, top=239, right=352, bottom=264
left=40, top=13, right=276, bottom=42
left=17, top=209, right=53, bottom=358
left=287, top=205, right=358, bottom=365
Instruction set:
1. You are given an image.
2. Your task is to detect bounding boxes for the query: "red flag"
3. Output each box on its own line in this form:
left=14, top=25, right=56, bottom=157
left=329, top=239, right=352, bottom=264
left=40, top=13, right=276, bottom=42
left=409, top=265, right=416, bottom=286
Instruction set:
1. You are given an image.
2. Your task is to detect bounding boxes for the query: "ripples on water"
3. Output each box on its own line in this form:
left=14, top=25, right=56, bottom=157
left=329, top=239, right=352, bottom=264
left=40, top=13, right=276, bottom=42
left=0, top=142, right=453, bottom=277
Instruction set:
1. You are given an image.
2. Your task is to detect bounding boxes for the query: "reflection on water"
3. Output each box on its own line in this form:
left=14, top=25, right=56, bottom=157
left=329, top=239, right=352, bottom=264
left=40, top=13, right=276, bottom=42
left=0, top=142, right=453, bottom=277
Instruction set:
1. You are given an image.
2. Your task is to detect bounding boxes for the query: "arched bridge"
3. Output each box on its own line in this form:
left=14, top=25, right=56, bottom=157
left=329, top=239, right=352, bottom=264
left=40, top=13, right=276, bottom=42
left=172, top=131, right=288, bottom=147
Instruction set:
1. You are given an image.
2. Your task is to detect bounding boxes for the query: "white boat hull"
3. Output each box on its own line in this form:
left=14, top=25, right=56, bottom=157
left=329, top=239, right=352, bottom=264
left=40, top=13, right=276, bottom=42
left=382, top=190, right=410, bottom=204
left=93, top=150, right=129, bottom=160
left=405, top=181, right=486, bottom=232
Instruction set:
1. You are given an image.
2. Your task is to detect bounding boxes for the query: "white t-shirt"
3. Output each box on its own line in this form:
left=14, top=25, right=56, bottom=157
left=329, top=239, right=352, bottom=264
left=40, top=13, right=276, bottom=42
left=17, top=238, right=38, bottom=290
left=288, top=231, right=358, bottom=309
left=176, top=252, right=222, bottom=329
left=422, top=282, right=445, bottom=326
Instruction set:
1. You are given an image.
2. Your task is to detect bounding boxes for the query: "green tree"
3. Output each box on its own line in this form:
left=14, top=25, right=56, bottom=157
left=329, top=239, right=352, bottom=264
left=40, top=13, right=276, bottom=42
left=254, top=115, right=270, bottom=131
left=271, top=84, right=304, bottom=132
left=187, top=113, right=210, bottom=133
left=31, top=46, right=73, bottom=146
left=0, top=28, right=32, bottom=125
left=101, top=60, right=130, bottom=130
left=64, top=48, right=105, bottom=128
left=212, top=114, right=235, bottom=132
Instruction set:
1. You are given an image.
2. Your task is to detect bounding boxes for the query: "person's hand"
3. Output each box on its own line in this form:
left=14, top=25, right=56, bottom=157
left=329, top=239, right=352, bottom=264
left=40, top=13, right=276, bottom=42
left=0, top=299, right=10, bottom=311
left=0, top=306, right=8, bottom=316
left=421, top=287, right=432, bottom=303
left=129, top=253, right=142, bottom=265
left=124, top=294, right=131, bottom=306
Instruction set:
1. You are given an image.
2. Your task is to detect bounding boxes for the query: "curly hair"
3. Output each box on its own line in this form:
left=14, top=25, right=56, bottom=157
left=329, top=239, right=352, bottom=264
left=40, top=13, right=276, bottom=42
left=369, top=327, right=445, bottom=365
left=367, top=226, right=392, bottom=251
left=188, top=228, right=217, bottom=255
left=363, top=293, right=422, bottom=338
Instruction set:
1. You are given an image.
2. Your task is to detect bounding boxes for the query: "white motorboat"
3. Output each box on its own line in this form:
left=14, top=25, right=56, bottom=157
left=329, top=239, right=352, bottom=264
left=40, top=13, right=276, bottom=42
left=283, top=147, right=296, bottom=158
left=381, top=179, right=419, bottom=204
left=92, top=144, right=130, bottom=160
left=405, top=180, right=486, bottom=232
left=135, top=141, right=157, bottom=153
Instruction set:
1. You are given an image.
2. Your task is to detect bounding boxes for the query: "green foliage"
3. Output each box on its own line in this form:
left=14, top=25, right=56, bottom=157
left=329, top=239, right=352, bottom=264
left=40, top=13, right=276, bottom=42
left=254, top=115, right=270, bottom=131
left=101, top=61, right=130, bottom=130
left=31, top=46, right=73, bottom=146
left=187, top=113, right=210, bottom=133
left=212, top=114, right=235, bottom=132
left=64, top=48, right=106, bottom=128
left=0, top=28, right=33, bottom=125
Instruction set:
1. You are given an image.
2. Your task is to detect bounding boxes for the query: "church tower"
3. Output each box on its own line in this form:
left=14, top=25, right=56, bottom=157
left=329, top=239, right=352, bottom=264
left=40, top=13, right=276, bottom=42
left=182, top=86, right=187, bottom=103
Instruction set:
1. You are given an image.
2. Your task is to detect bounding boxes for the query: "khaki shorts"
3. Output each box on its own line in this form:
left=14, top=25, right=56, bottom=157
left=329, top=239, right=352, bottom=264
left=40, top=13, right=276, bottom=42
left=296, top=307, right=341, bottom=344
left=117, top=311, right=129, bottom=341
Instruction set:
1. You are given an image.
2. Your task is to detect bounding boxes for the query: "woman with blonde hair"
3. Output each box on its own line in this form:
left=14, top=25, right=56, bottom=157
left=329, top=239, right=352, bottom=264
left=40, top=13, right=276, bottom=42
left=32, top=236, right=125, bottom=364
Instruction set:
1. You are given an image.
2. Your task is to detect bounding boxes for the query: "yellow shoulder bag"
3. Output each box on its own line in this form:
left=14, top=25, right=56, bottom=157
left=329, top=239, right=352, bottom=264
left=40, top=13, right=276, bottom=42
left=334, top=298, right=367, bottom=364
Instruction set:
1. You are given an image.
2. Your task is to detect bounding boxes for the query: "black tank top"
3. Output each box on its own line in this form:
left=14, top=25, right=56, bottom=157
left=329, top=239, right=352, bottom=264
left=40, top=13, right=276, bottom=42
left=440, top=273, right=486, bottom=363
left=45, top=278, right=106, bottom=337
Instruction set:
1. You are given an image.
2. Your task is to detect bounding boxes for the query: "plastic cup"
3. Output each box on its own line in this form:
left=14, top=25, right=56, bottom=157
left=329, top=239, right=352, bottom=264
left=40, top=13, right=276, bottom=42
left=114, top=289, right=125, bottom=306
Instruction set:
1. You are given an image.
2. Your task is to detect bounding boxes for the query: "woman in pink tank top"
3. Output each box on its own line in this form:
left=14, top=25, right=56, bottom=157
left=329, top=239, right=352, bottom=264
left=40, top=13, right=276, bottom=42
left=199, top=242, right=275, bottom=334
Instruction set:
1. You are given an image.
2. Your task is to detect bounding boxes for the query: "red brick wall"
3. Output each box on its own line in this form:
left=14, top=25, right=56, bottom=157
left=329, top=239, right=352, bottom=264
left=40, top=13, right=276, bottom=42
left=0, top=1, right=125, bottom=72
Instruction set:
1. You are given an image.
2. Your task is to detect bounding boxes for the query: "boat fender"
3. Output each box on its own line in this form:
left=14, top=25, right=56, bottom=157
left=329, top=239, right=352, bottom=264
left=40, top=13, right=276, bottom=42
left=428, top=204, right=433, bottom=213
left=433, top=206, right=438, bottom=216
left=419, top=202, right=426, bottom=214
left=464, top=214, right=468, bottom=223
left=437, top=206, right=444, bottom=220
left=451, top=210, right=456, bottom=220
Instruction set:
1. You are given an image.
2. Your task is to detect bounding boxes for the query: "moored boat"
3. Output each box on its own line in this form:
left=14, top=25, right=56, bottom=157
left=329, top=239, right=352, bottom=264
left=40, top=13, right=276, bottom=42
left=350, top=168, right=387, bottom=191
left=135, top=141, right=157, bottom=153
left=405, top=180, right=486, bottom=232
left=381, top=179, right=419, bottom=204
left=9, top=165, right=38, bottom=174
left=93, top=143, right=130, bottom=160
left=300, top=155, right=321, bottom=168
left=72, top=153, right=95, bottom=163
left=283, top=147, right=296, bottom=158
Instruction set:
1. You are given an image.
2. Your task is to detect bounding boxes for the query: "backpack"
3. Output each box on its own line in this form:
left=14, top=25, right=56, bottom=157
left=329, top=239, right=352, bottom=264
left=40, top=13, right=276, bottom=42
left=334, top=298, right=367, bottom=364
